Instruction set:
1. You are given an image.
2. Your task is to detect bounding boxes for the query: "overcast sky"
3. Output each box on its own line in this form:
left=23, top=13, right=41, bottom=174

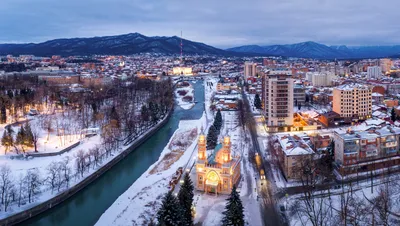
left=0, top=0, right=398, bottom=48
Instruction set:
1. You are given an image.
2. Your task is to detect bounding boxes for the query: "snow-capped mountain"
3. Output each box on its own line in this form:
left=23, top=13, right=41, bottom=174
left=0, top=33, right=228, bottom=56
left=228, top=42, right=400, bottom=59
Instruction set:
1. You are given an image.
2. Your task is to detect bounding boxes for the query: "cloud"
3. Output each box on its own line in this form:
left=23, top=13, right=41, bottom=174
left=0, top=0, right=398, bottom=48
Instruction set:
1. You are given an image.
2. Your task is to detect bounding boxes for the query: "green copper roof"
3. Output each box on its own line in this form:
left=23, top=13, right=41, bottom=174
left=208, top=143, right=223, bottom=165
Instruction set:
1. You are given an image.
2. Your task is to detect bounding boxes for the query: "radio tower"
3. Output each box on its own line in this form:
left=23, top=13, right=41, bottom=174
left=180, top=31, right=183, bottom=64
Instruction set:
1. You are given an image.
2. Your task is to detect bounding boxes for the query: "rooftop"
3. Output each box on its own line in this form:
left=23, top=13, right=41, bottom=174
left=277, top=134, right=314, bottom=156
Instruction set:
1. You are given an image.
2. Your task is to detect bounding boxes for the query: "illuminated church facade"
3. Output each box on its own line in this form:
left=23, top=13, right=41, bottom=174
left=195, top=132, right=241, bottom=195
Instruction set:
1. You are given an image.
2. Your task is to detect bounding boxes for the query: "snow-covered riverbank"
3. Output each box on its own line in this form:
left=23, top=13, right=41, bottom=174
left=96, top=113, right=206, bottom=226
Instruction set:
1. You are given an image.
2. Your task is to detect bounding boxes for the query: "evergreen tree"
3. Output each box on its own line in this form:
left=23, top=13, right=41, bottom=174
left=213, top=109, right=223, bottom=132
left=254, top=94, right=262, bottom=109
left=391, top=107, right=396, bottom=122
left=206, top=125, right=218, bottom=150
left=15, top=125, right=25, bottom=147
left=23, top=123, right=34, bottom=147
left=1, top=130, right=13, bottom=153
left=157, top=192, right=182, bottom=226
left=178, top=173, right=194, bottom=226
left=221, top=186, right=244, bottom=226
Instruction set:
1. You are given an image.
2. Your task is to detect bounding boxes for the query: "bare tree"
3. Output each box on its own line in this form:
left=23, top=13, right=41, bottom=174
left=17, top=173, right=25, bottom=207
left=46, top=161, right=59, bottom=193
left=0, top=164, right=14, bottom=206
left=75, top=150, right=86, bottom=178
left=25, top=168, right=41, bottom=203
left=60, top=157, right=72, bottom=188
left=89, top=146, right=101, bottom=168
left=31, top=125, right=40, bottom=152
left=290, top=156, right=336, bottom=226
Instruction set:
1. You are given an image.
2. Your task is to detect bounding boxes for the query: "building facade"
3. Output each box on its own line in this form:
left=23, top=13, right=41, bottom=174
left=196, top=133, right=241, bottom=195
left=380, top=58, right=392, bottom=73
left=306, top=72, right=336, bottom=87
left=293, top=84, right=306, bottom=106
left=262, top=72, right=294, bottom=131
left=334, top=126, right=400, bottom=176
left=367, top=66, right=381, bottom=79
left=332, top=84, right=372, bottom=120
left=244, top=62, right=257, bottom=79
left=274, top=134, right=315, bottom=179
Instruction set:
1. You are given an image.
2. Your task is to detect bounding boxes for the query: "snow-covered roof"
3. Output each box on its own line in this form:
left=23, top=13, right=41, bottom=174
left=277, top=134, right=314, bottom=156
left=372, top=92, right=383, bottom=97
left=335, top=83, right=371, bottom=91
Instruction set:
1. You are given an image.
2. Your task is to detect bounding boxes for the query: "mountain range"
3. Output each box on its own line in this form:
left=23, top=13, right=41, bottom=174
left=1, top=33, right=400, bottom=59
left=227, top=41, right=400, bottom=59
left=0, top=33, right=227, bottom=56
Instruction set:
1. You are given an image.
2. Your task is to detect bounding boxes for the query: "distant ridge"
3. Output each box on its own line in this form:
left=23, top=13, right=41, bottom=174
left=0, top=33, right=230, bottom=56
left=227, top=41, right=400, bottom=59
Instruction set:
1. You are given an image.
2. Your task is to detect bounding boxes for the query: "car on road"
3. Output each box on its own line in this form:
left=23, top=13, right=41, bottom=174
left=260, top=169, right=265, bottom=180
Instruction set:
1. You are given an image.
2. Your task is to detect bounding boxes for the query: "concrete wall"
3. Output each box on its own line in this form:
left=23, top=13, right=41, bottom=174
left=27, top=142, right=80, bottom=158
left=0, top=109, right=173, bottom=226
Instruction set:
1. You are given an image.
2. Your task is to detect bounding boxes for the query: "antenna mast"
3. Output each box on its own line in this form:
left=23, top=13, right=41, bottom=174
left=180, top=31, right=183, bottom=64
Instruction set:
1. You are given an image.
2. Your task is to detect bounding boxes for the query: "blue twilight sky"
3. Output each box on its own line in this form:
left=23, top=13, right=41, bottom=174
left=0, top=0, right=398, bottom=48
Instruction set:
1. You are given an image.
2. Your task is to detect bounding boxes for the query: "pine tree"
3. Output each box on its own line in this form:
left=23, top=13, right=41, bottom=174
left=213, top=109, right=223, bottom=132
left=157, top=192, right=182, bottom=226
left=254, top=94, right=262, bottom=109
left=23, top=123, right=34, bottom=147
left=16, top=125, right=25, bottom=147
left=391, top=107, right=396, bottom=122
left=221, top=186, right=245, bottom=226
left=1, top=130, right=13, bottom=154
left=206, top=125, right=218, bottom=150
left=178, top=173, right=194, bottom=226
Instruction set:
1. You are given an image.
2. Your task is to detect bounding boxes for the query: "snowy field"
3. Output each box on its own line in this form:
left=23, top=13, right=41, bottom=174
left=96, top=114, right=207, bottom=226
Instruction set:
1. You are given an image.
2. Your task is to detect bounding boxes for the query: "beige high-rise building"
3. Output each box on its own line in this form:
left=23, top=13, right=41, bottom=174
left=332, top=84, right=372, bottom=120
left=262, top=71, right=294, bottom=131
left=244, top=62, right=257, bottom=78
left=380, top=58, right=392, bottom=73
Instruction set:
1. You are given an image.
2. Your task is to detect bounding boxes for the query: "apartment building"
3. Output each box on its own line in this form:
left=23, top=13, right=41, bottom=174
left=334, top=125, right=400, bottom=176
left=332, top=84, right=372, bottom=121
left=244, top=62, right=257, bottom=79
left=367, top=66, right=381, bottom=79
left=293, top=84, right=306, bottom=106
left=380, top=58, right=392, bottom=73
left=306, top=72, right=336, bottom=87
left=275, top=134, right=315, bottom=179
left=262, top=72, right=294, bottom=131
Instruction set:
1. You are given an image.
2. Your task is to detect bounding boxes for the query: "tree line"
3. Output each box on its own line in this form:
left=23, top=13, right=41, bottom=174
left=155, top=173, right=245, bottom=226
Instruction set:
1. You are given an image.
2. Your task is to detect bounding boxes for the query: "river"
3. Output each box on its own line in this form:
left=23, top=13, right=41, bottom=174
left=22, top=80, right=205, bottom=226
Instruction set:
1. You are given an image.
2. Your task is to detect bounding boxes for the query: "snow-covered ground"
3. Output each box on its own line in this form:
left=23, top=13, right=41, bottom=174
left=96, top=114, right=207, bottom=226
left=204, top=76, right=219, bottom=121
left=0, top=114, right=83, bottom=156
left=286, top=174, right=400, bottom=226
left=0, top=111, right=168, bottom=219
left=175, top=83, right=195, bottom=110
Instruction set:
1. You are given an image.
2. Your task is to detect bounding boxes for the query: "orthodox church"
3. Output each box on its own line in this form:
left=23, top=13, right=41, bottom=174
left=195, top=131, right=241, bottom=195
